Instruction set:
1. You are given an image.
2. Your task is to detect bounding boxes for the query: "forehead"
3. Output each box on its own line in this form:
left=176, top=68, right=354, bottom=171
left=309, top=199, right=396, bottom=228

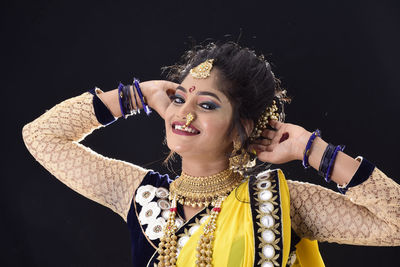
left=181, top=70, right=229, bottom=101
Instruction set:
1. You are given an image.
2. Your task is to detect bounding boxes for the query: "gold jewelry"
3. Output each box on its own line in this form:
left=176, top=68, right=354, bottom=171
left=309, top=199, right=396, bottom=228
left=158, top=168, right=240, bottom=266
left=183, top=112, right=195, bottom=129
left=195, top=196, right=224, bottom=266
left=157, top=196, right=226, bottom=267
left=190, top=59, right=214, bottom=79
left=249, top=100, right=280, bottom=142
left=229, top=140, right=256, bottom=174
left=157, top=196, right=178, bottom=266
left=169, top=168, right=243, bottom=207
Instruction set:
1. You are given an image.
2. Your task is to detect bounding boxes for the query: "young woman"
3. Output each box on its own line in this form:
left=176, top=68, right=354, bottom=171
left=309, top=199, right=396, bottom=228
left=22, top=41, right=400, bottom=267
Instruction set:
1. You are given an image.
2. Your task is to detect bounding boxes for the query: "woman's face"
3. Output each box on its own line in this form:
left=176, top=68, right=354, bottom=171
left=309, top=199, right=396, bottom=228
left=164, top=70, right=234, bottom=160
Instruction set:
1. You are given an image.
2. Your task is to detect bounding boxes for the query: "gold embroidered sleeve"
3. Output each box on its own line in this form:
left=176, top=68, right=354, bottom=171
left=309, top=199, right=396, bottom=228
left=288, top=168, right=400, bottom=246
left=22, top=92, right=149, bottom=222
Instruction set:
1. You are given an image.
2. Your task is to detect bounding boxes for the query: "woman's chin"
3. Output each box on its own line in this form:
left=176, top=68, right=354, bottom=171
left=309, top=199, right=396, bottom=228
left=167, top=146, right=191, bottom=156
left=167, top=143, right=204, bottom=159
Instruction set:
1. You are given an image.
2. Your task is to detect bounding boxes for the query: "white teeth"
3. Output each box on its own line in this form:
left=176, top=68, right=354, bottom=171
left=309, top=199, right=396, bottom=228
left=174, top=124, right=197, bottom=133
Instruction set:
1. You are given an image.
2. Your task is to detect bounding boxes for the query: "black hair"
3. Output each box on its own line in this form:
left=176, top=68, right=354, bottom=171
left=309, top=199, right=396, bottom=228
left=163, top=41, right=288, bottom=151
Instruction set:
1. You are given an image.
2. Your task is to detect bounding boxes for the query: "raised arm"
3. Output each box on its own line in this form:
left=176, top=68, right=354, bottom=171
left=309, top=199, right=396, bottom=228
left=22, top=80, right=178, bottom=221
left=252, top=120, right=400, bottom=246
left=288, top=166, right=400, bottom=245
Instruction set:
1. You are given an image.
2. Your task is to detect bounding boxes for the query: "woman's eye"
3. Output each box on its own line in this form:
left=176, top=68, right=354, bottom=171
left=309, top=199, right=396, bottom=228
left=200, top=102, right=219, bottom=110
left=169, top=95, right=185, bottom=104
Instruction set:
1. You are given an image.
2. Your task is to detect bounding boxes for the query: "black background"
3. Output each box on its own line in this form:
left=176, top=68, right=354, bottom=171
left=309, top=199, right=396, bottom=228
left=2, top=0, right=400, bottom=266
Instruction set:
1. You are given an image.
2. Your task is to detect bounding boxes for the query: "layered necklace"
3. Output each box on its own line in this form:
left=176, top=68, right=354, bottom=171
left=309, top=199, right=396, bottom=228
left=157, top=168, right=243, bottom=267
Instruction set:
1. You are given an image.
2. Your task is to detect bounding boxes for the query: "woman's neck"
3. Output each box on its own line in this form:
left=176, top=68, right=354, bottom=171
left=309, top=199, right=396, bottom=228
left=181, top=156, right=229, bottom=177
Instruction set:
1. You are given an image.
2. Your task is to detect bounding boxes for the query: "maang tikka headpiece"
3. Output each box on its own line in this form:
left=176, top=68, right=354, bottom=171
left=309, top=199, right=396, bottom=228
left=190, top=59, right=214, bottom=79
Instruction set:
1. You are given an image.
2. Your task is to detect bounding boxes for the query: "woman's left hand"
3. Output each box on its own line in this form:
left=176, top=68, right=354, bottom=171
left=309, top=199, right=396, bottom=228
left=249, top=120, right=312, bottom=164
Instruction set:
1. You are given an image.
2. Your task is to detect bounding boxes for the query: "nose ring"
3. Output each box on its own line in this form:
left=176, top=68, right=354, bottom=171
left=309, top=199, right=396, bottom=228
left=183, top=112, right=195, bottom=129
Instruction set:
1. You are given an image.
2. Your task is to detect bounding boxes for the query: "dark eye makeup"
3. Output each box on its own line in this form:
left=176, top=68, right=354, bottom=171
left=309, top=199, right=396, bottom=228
left=169, top=94, right=185, bottom=104
left=169, top=94, right=220, bottom=110
left=200, top=101, right=220, bottom=110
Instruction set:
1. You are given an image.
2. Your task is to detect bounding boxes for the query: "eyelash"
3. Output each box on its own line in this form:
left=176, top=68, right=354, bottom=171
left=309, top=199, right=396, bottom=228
left=169, top=95, right=219, bottom=110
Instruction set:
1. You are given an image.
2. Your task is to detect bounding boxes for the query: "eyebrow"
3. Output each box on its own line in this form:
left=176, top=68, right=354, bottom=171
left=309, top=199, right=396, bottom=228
left=176, top=85, right=222, bottom=102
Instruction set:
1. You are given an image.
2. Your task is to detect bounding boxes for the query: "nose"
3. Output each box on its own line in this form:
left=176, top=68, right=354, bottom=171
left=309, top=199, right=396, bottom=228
left=177, top=102, right=196, bottom=122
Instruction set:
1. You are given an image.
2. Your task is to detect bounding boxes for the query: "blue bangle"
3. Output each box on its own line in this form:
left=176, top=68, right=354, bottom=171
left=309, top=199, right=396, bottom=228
left=325, top=144, right=345, bottom=182
left=134, top=78, right=152, bottom=115
left=302, top=129, right=321, bottom=168
left=318, top=143, right=335, bottom=177
left=131, top=79, right=140, bottom=114
left=117, top=82, right=126, bottom=118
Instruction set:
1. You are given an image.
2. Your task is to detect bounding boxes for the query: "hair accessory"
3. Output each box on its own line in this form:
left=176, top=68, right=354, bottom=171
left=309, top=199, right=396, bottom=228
left=249, top=100, right=280, bottom=142
left=169, top=168, right=243, bottom=207
left=233, top=90, right=289, bottom=174
left=134, top=78, right=152, bottom=115
left=324, top=144, right=345, bottom=182
left=302, top=129, right=321, bottom=168
left=190, top=59, right=214, bottom=79
left=183, top=112, right=195, bottom=129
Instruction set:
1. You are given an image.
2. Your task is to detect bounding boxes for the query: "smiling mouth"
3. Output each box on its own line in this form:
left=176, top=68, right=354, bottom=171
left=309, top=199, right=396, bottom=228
left=172, top=123, right=201, bottom=135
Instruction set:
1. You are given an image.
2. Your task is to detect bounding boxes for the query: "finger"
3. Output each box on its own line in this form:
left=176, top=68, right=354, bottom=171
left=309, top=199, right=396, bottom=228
left=268, top=119, right=283, bottom=130
left=261, top=129, right=276, bottom=140
left=163, top=81, right=180, bottom=91
left=253, top=144, right=274, bottom=153
left=258, top=138, right=273, bottom=146
left=251, top=138, right=272, bottom=146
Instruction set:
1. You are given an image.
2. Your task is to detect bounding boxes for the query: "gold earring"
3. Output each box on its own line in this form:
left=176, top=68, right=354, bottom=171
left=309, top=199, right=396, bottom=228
left=229, top=140, right=256, bottom=174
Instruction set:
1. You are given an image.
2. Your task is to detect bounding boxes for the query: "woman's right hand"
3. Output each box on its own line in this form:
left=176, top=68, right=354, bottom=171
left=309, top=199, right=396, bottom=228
left=140, top=80, right=179, bottom=119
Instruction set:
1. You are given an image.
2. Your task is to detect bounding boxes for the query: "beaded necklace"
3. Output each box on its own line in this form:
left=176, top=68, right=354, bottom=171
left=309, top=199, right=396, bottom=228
left=157, top=169, right=243, bottom=267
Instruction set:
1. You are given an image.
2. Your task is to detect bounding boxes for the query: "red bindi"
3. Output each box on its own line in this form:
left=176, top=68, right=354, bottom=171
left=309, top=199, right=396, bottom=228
left=189, top=86, right=196, bottom=93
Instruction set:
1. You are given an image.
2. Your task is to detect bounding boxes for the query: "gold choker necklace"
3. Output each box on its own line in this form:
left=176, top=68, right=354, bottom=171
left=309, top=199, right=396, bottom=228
left=169, top=168, right=243, bottom=207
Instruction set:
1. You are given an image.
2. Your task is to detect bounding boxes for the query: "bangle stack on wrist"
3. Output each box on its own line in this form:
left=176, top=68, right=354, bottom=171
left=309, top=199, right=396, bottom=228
left=118, top=83, right=138, bottom=118
left=117, top=77, right=152, bottom=119
left=302, top=129, right=346, bottom=183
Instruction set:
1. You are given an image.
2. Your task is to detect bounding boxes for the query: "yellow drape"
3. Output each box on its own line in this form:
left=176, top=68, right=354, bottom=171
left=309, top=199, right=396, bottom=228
left=176, top=170, right=325, bottom=267
left=176, top=181, right=254, bottom=266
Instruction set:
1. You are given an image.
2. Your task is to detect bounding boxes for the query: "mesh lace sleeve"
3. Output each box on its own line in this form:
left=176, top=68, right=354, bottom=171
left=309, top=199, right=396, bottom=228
left=22, top=92, right=149, bottom=222
left=288, top=168, right=400, bottom=246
